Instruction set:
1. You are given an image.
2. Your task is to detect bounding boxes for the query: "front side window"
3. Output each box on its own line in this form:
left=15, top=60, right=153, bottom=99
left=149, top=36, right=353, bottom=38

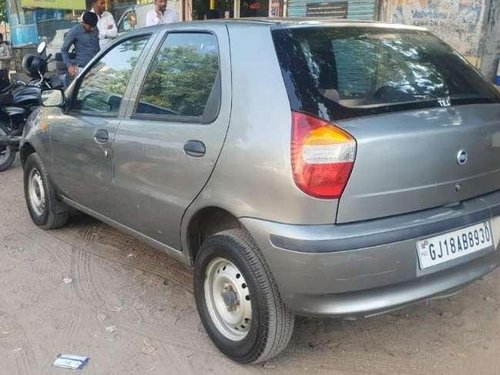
left=72, top=35, right=150, bottom=116
left=135, top=32, right=220, bottom=122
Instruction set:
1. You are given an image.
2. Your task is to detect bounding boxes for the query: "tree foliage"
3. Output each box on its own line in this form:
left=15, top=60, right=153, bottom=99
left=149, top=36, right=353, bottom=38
left=0, top=0, right=7, bottom=24
left=138, top=46, right=219, bottom=116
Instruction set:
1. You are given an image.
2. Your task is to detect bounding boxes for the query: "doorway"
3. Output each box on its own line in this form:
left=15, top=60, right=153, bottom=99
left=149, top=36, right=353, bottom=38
left=191, top=0, right=270, bottom=19
left=239, top=0, right=269, bottom=17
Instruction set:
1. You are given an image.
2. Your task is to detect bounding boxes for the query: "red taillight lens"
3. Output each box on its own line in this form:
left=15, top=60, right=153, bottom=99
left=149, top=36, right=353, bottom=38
left=291, top=111, right=356, bottom=199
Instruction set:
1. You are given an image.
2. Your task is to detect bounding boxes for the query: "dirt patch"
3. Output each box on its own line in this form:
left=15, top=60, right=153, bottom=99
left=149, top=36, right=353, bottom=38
left=0, top=160, right=499, bottom=374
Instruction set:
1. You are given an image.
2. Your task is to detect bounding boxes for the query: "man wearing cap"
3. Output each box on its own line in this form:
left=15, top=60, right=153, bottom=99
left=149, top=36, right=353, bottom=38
left=146, top=0, right=178, bottom=26
left=61, top=11, right=100, bottom=78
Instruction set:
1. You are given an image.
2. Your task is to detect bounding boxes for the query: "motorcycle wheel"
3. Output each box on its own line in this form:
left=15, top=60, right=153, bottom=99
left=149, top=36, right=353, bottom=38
left=0, top=123, right=16, bottom=172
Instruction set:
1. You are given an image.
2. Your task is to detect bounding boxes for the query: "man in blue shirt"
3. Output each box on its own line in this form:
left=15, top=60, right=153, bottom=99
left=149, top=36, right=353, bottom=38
left=61, top=11, right=100, bottom=78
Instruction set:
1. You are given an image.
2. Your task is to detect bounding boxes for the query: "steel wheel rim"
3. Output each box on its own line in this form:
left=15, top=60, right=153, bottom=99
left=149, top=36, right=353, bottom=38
left=0, top=145, right=11, bottom=164
left=0, top=127, right=11, bottom=164
left=204, top=257, right=252, bottom=341
left=28, top=168, right=46, bottom=216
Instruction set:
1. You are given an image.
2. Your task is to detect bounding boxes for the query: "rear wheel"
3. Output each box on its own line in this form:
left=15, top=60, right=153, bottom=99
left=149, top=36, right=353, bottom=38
left=0, top=123, right=15, bottom=172
left=24, top=153, right=69, bottom=229
left=194, top=229, right=295, bottom=364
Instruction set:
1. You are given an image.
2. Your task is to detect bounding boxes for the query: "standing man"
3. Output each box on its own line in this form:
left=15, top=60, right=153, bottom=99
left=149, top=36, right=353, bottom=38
left=146, top=0, right=178, bottom=26
left=91, top=0, right=118, bottom=49
left=0, top=33, right=13, bottom=89
left=61, top=11, right=100, bottom=79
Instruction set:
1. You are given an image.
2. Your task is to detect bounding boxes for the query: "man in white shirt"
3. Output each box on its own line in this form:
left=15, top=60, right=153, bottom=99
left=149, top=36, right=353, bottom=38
left=0, top=33, right=12, bottom=89
left=91, top=0, right=118, bottom=49
left=146, top=0, right=178, bottom=26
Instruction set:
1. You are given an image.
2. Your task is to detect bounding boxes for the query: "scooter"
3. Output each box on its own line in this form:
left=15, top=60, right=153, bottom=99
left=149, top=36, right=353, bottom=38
left=0, top=41, right=62, bottom=172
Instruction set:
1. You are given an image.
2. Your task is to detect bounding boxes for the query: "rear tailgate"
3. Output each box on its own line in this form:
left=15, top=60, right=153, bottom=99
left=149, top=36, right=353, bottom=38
left=272, top=25, right=500, bottom=223
left=336, top=104, right=500, bottom=223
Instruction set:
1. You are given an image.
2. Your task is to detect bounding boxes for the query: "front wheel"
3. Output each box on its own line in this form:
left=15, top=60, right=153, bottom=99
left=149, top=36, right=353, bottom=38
left=23, top=153, right=69, bottom=229
left=194, top=229, right=295, bottom=364
left=0, top=123, right=16, bottom=172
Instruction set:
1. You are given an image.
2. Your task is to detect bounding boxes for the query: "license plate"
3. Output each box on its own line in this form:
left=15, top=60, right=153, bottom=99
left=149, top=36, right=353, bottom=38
left=417, top=221, right=493, bottom=270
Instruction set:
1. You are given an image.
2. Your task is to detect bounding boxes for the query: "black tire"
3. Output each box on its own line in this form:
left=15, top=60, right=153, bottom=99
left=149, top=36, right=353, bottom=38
left=23, top=153, right=69, bottom=229
left=194, top=229, right=295, bottom=364
left=0, top=123, right=15, bottom=172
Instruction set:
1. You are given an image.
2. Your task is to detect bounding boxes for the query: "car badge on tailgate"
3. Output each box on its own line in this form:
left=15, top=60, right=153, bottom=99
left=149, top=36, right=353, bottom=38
left=456, top=149, right=468, bottom=166
left=438, top=98, right=451, bottom=107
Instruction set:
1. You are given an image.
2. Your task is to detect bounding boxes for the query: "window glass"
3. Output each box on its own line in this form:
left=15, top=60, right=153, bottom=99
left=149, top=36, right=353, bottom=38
left=331, top=39, right=377, bottom=99
left=72, top=36, right=150, bottom=115
left=136, top=33, right=220, bottom=120
left=118, top=10, right=136, bottom=33
left=272, top=27, right=500, bottom=121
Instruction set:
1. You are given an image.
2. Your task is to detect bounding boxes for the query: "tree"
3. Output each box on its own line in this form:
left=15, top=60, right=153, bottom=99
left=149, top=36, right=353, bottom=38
left=138, top=46, right=219, bottom=116
left=0, top=0, right=7, bottom=24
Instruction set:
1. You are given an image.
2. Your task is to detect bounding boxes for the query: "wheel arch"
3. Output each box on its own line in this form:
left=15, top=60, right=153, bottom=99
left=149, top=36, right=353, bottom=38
left=20, top=142, right=36, bottom=167
left=185, top=206, right=246, bottom=264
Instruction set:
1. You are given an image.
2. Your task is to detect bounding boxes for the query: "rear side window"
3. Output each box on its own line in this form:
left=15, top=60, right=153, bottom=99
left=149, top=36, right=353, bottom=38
left=272, top=27, right=500, bottom=121
left=134, top=32, right=220, bottom=123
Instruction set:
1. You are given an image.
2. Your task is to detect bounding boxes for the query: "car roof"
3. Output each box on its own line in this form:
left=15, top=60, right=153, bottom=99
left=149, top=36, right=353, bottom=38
left=122, top=17, right=427, bottom=38
left=215, top=17, right=423, bottom=29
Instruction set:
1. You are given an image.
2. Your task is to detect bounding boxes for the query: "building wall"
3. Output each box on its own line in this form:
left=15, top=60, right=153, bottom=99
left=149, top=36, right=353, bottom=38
left=479, top=0, right=500, bottom=83
left=7, top=0, right=38, bottom=45
left=379, top=0, right=486, bottom=67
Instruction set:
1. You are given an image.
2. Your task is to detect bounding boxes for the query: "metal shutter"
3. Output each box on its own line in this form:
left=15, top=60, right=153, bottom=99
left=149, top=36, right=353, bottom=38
left=287, top=0, right=310, bottom=17
left=346, top=0, right=377, bottom=20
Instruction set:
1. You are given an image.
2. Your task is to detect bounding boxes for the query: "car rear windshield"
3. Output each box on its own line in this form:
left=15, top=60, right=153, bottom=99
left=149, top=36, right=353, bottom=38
left=272, top=27, right=500, bottom=121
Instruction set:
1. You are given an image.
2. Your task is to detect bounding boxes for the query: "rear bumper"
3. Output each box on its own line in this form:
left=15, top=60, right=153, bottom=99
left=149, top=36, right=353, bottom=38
left=272, top=253, right=497, bottom=317
left=241, top=190, right=500, bottom=317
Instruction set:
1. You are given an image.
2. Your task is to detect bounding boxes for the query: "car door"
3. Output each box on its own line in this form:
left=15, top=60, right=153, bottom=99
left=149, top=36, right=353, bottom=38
left=112, top=26, right=231, bottom=249
left=50, top=34, right=153, bottom=216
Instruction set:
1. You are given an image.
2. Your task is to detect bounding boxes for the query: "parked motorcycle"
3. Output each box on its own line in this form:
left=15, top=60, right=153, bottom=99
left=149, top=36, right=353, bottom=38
left=0, top=41, right=62, bottom=172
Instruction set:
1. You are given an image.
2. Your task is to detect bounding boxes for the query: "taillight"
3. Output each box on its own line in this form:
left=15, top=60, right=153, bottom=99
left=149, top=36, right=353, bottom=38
left=291, top=111, right=356, bottom=199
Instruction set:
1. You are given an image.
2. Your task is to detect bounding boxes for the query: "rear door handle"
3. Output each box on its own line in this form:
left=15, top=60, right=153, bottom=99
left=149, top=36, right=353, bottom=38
left=184, top=140, right=206, bottom=157
left=94, top=129, right=109, bottom=143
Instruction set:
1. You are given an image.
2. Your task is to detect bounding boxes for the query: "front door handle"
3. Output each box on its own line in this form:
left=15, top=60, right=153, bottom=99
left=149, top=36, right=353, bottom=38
left=184, top=140, right=206, bottom=157
left=94, top=129, right=109, bottom=143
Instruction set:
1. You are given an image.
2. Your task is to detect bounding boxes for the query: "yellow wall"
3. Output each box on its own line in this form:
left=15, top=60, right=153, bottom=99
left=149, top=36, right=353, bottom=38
left=21, top=0, right=86, bottom=10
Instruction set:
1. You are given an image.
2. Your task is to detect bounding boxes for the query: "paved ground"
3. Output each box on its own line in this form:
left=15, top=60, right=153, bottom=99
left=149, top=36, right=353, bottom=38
left=1, top=159, right=500, bottom=374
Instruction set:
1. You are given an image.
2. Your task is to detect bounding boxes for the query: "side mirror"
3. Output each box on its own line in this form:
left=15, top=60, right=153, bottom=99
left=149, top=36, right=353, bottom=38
left=37, top=41, right=47, bottom=55
left=41, top=89, right=65, bottom=107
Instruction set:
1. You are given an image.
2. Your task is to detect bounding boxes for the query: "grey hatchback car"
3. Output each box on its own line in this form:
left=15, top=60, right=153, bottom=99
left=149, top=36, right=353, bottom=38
left=21, top=19, right=500, bottom=363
